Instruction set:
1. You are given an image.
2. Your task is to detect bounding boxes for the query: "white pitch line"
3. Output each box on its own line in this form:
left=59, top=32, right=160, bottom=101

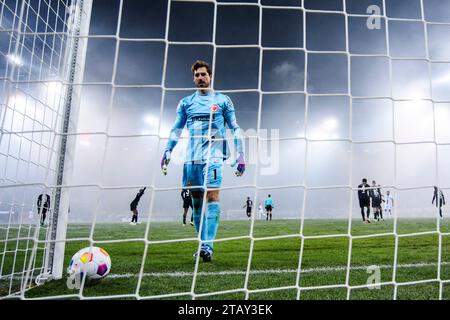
left=1, top=261, right=448, bottom=282
left=107, top=261, right=450, bottom=279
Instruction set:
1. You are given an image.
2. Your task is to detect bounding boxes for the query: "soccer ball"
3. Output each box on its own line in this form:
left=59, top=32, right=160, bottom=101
left=67, top=246, right=111, bottom=282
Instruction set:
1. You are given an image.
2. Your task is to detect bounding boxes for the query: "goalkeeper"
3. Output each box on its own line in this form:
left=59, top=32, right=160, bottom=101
left=161, top=60, right=245, bottom=262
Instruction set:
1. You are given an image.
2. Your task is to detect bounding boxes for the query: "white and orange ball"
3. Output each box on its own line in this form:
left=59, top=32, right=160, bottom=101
left=67, top=246, right=111, bottom=282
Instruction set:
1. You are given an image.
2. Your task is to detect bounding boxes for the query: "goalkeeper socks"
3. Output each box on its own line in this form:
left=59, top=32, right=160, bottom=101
left=204, top=202, right=220, bottom=250
left=192, top=197, right=209, bottom=244
left=192, top=199, right=220, bottom=250
left=192, top=197, right=203, bottom=232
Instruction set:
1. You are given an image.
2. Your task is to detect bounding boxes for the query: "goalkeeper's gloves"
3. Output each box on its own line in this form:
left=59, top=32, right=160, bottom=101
left=161, top=150, right=171, bottom=175
left=232, top=152, right=245, bottom=177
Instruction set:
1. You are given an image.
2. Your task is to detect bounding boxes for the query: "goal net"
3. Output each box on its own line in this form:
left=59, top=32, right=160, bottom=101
left=1, top=0, right=450, bottom=300
left=1, top=0, right=91, bottom=296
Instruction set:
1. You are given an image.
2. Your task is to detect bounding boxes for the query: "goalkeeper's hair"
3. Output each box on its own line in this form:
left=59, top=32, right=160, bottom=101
left=191, top=60, right=212, bottom=76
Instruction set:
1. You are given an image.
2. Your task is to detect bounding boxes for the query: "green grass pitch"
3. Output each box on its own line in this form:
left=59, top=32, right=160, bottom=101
left=1, top=218, right=450, bottom=300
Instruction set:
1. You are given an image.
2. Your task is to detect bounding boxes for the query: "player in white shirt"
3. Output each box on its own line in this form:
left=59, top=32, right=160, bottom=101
left=384, top=190, right=394, bottom=217
left=257, top=202, right=263, bottom=220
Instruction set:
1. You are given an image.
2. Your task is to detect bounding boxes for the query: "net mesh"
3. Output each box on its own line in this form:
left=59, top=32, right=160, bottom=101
left=1, top=0, right=450, bottom=300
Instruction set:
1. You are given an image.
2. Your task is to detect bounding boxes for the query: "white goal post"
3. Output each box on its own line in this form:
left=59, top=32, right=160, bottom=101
left=44, top=0, right=92, bottom=281
left=0, top=0, right=92, bottom=293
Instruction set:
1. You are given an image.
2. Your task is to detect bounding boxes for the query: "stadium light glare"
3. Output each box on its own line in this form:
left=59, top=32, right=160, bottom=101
left=79, top=140, right=91, bottom=147
left=434, top=72, right=450, bottom=85
left=46, top=81, right=63, bottom=96
left=144, top=115, right=158, bottom=127
left=308, top=118, right=339, bottom=140
left=323, top=118, right=338, bottom=130
left=6, top=54, right=24, bottom=67
left=9, top=94, right=27, bottom=112
left=159, top=124, right=172, bottom=137
left=79, top=135, right=91, bottom=147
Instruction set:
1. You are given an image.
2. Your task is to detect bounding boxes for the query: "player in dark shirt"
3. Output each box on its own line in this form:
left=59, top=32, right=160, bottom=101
left=243, top=197, right=253, bottom=219
left=432, top=186, right=446, bottom=219
left=357, top=178, right=371, bottom=223
left=181, top=188, right=194, bottom=226
left=370, top=180, right=382, bottom=221
left=130, top=187, right=146, bottom=225
left=376, top=185, right=384, bottom=221
left=37, top=193, right=51, bottom=226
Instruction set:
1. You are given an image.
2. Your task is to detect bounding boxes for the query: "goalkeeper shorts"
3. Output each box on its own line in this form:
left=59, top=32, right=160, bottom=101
left=183, top=160, right=223, bottom=191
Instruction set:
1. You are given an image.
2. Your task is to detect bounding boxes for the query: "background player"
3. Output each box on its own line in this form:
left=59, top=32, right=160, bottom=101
left=432, top=186, right=446, bottom=219
left=130, top=187, right=146, bottom=225
left=257, top=202, right=264, bottom=220
left=243, top=197, right=253, bottom=219
left=161, top=60, right=245, bottom=262
left=181, top=188, right=194, bottom=226
left=376, top=185, right=384, bottom=221
left=265, top=195, right=274, bottom=221
left=384, top=190, right=394, bottom=217
left=37, top=193, right=50, bottom=227
left=358, top=178, right=371, bottom=223
left=370, top=180, right=382, bottom=221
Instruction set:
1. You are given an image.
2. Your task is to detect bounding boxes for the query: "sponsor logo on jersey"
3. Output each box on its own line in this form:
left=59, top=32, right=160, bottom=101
left=192, top=114, right=216, bottom=122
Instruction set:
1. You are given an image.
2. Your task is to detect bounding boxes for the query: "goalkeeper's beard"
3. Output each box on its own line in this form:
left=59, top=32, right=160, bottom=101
left=196, top=82, right=211, bottom=91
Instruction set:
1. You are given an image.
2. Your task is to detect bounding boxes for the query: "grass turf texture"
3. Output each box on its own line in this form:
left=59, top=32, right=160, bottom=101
left=1, top=218, right=450, bottom=300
